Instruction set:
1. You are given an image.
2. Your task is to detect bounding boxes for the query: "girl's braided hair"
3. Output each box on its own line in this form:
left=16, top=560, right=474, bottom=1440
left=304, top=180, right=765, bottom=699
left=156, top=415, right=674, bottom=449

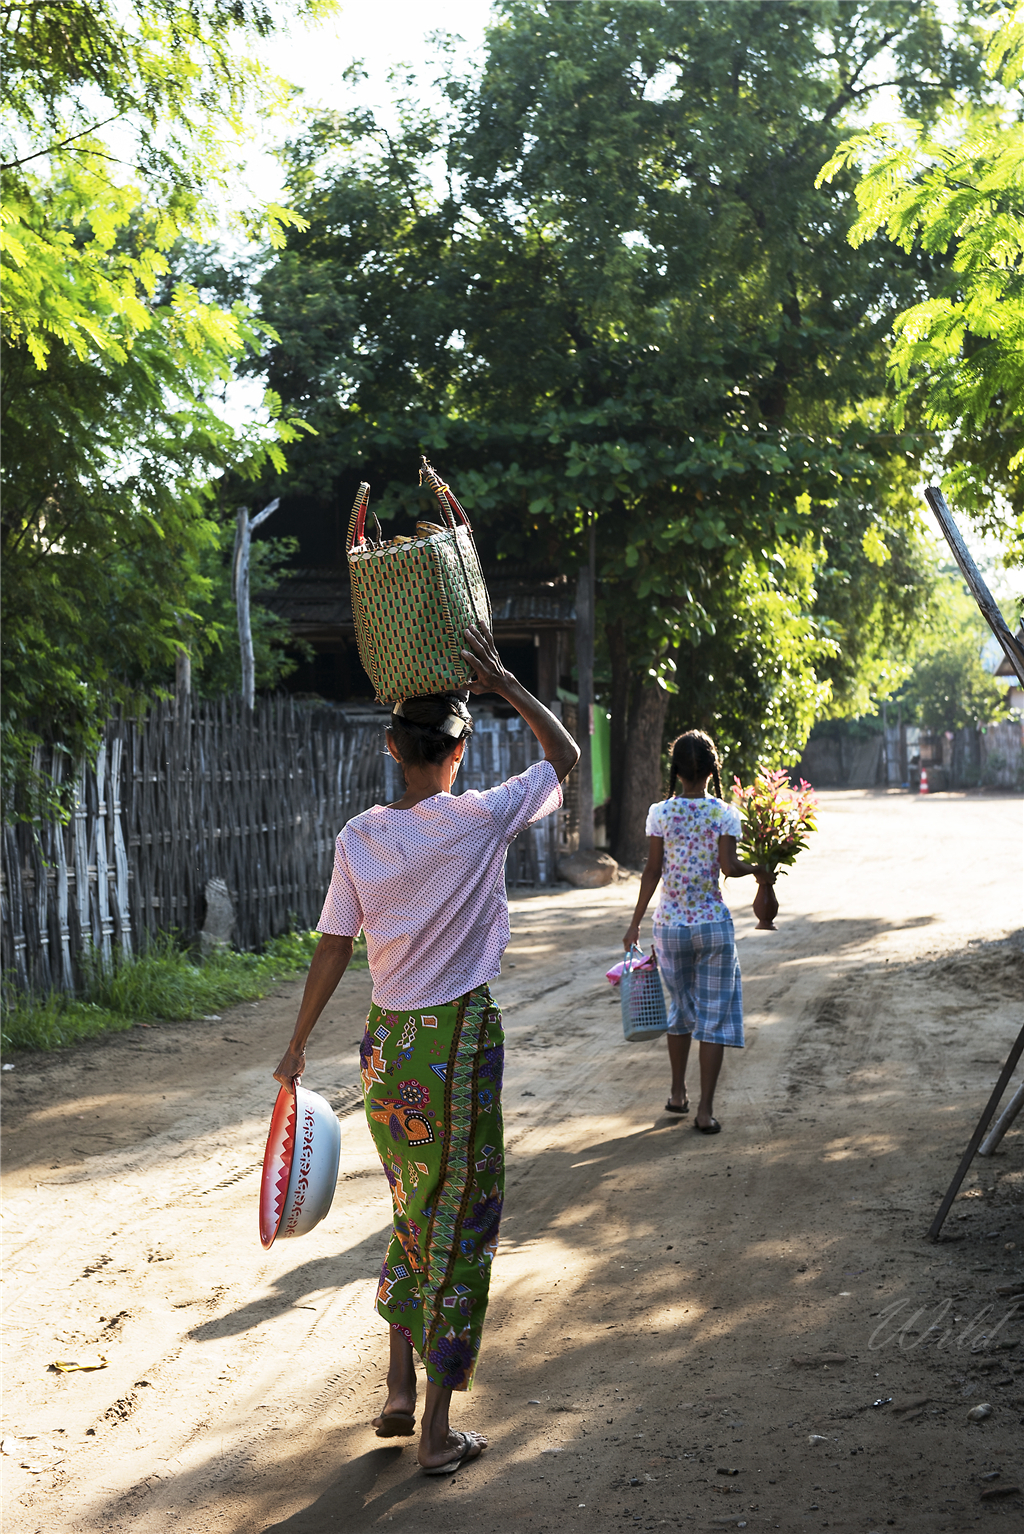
left=387, top=692, right=474, bottom=768
left=667, top=729, right=723, bottom=800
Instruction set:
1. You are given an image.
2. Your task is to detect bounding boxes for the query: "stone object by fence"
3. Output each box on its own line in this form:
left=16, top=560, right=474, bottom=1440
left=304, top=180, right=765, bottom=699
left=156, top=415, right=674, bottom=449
left=2, top=696, right=560, bottom=995
left=200, top=877, right=236, bottom=957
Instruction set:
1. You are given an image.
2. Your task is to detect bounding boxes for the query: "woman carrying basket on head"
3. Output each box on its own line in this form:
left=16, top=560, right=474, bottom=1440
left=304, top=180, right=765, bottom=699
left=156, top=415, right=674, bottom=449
left=274, top=623, right=578, bottom=1474
left=622, top=730, right=774, bottom=1135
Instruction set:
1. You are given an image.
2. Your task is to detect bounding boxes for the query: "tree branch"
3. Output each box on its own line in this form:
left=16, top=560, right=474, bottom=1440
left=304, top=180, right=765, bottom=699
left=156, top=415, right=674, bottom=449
left=1, top=111, right=128, bottom=170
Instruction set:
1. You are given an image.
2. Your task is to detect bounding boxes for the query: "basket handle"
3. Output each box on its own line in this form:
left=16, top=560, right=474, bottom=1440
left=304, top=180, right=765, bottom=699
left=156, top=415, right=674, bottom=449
left=346, top=482, right=372, bottom=553
left=419, top=456, right=472, bottom=532
left=623, top=943, right=644, bottom=975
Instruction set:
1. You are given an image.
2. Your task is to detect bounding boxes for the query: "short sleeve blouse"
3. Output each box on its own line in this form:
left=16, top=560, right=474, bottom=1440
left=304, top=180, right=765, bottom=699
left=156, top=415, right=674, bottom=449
left=644, top=795, right=743, bottom=927
left=317, top=759, right=562, bottom=1008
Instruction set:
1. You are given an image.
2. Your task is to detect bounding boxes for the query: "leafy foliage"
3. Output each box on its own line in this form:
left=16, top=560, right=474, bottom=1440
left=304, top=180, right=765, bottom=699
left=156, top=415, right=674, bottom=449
left=1, top=180, right=310, bottom=812
left=661, top=539, right=837, bottom=784
left=250, top=2, right=980, bottom=855
left=820, top=3, right=1024, bottom=548
left=901, top=576, right=1010, bottom=729
left=1, top=3, right=327, bottom=812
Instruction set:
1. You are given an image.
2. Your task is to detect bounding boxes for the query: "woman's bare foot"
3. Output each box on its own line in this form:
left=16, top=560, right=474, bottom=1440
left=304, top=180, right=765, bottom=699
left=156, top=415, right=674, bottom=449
left=419, top=1428, right=488, bottom=1472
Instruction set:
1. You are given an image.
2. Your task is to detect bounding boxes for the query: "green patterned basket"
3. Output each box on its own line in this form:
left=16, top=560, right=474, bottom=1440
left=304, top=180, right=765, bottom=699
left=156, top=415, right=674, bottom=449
left=347, top=458, right=493, bottom=703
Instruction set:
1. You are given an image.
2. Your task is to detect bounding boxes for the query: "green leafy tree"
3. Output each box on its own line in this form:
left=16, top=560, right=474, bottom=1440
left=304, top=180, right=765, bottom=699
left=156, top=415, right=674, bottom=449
left=820, top=3, right=1024, bottom=554
left=661, top=539, right=838, bottom=785
left=903, top=578, right=1009, bottom=729
left=0, top=0, right=329, bottom=366
left=1, top=3, right=331, bottom=813
left=251, top=0, right=983, bottom=861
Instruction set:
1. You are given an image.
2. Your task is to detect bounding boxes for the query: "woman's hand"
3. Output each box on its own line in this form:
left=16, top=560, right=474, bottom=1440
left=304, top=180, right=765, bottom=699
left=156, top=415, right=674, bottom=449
left=461, top=622, right=511, bottom=695
left=273, top=1040, right=306, bottom=1088
left=752, top=866, right=777, bottom=885
left=623, top=920, right=641, bottom=951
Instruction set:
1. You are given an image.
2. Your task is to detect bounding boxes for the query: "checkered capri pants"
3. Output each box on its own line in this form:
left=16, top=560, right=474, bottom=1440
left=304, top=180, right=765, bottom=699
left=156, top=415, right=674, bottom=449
left=653, top=919, right=744, bottom=1048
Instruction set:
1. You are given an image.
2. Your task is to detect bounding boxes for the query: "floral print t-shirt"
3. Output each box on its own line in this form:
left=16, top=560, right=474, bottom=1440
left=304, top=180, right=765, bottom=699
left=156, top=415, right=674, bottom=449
left=644, top=795, right=743, bottom=927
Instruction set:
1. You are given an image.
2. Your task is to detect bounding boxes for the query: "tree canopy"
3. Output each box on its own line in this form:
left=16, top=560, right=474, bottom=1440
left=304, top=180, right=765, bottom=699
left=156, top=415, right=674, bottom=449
left=252, top=0, right=981, bottom=858
left=820, top=2, right=1024, bottom=557
left=1, top=1, right=330, bottom=810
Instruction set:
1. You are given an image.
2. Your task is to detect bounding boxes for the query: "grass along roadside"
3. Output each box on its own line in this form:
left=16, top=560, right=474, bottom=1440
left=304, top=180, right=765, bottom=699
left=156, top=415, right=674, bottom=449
left=1, top=931, right=368, bottom=1054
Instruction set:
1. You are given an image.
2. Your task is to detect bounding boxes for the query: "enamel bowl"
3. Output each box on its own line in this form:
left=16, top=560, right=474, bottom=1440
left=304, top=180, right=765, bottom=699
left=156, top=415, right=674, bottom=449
left=259, top=1078, right=342, bottom=1249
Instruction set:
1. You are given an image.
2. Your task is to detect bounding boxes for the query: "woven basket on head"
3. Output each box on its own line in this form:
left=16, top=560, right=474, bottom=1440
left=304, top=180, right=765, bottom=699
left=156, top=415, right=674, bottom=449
left=346, top=458, right=492, bottom=704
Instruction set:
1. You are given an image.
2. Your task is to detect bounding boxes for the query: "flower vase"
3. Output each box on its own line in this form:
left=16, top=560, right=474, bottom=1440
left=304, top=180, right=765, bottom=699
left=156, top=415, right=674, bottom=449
left=753, top=880, right=779, bottom=931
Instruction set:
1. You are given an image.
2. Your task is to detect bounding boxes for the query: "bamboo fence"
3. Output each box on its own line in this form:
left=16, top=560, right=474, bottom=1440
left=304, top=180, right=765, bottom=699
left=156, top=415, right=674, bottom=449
left=1, top=697, right=561, bottom=994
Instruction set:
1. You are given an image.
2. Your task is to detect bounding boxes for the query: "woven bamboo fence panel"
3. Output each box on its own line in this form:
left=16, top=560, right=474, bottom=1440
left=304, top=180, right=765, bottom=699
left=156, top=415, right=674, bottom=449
left=2, top=699, right=559, bottom=994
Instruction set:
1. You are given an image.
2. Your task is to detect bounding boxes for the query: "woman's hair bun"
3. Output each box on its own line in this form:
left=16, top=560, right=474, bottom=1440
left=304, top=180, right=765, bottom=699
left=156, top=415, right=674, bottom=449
left=398, top=693, right=471, bottom=729
left=388, top=693, right=474, bottom=767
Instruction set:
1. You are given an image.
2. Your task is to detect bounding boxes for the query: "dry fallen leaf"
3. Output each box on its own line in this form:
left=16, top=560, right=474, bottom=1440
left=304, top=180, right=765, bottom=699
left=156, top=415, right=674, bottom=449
left=51, top=1355, right=108, bottom=1373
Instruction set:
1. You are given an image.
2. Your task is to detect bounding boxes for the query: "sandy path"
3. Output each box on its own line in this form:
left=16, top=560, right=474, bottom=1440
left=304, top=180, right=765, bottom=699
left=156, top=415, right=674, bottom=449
left=2, top=789, right=1022, bottom=1534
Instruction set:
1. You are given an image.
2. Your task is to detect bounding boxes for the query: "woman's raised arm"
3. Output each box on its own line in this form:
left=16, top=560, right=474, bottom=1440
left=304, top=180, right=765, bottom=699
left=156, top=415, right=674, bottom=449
left=462, top=622, right=580, bottom=782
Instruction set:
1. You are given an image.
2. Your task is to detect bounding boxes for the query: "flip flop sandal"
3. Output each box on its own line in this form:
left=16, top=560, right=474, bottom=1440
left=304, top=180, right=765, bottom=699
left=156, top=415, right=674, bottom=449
left=664, top=1099, right=690, bottom=1114
left=421, top=1431, right=487, bottom=1475
left=373, top=1412, right=416, bottom=1438
left=694, top=1118, right=721, bottom=1135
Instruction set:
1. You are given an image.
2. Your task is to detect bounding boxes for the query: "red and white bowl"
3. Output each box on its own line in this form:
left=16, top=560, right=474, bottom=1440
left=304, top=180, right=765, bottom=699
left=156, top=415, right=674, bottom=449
left=259, top=1078, right=342, bottom=1249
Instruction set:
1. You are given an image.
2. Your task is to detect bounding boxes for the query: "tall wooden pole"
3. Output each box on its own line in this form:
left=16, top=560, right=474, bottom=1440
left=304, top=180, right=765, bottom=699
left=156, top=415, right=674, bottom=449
left=232, top=498, right=280, bottom=709
left=575, top=519, right=596, bottom=853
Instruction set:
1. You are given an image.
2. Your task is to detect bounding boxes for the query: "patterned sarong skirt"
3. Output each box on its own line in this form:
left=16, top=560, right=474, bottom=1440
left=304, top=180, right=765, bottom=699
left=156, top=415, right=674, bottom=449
left=360, top=984, right=504, bottom=1391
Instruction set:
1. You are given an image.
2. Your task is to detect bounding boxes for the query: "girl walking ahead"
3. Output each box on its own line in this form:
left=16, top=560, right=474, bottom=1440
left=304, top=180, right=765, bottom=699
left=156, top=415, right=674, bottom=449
left=623, top=730, right=773, bottom=1134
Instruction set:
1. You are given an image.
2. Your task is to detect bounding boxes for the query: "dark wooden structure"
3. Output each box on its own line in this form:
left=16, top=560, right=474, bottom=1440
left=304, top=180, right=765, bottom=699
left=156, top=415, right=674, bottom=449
left=264, top=565, right=576, bottom=706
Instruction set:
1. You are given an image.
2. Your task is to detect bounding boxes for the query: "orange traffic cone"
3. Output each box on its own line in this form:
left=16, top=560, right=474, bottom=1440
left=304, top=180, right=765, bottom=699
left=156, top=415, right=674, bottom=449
left=920, top=768, right=929, bottom=795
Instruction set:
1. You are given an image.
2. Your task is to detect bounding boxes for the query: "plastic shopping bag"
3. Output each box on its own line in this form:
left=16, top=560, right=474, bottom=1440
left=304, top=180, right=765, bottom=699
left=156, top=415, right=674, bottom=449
left=606, top=951, right=656, bottom=986
left=620, top=944, right=669, bottom=1042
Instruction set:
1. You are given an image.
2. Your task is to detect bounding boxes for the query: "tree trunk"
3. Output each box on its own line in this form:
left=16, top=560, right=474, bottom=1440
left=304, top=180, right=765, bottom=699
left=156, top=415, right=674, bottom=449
left=606, top=617, right=630, bottom=853
left=576, top=532, right=595, bottom=853
left=614, top=680, right=669, bottom=868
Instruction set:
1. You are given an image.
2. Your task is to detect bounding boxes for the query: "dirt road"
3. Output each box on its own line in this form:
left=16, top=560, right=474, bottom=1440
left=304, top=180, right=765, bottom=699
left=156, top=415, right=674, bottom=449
left=3, top=789, right=1022, bottom=1534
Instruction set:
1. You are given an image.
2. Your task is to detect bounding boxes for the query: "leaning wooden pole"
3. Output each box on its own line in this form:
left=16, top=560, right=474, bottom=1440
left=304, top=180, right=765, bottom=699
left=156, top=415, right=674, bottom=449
left=922, top=486, right=1024, bottom=1239
left=924, top=486, right=1024, bottom=685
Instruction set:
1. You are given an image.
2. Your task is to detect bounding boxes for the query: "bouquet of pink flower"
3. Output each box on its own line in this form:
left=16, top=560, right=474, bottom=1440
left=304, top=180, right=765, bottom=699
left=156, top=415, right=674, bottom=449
left=732, top=770, right=818, bottom=872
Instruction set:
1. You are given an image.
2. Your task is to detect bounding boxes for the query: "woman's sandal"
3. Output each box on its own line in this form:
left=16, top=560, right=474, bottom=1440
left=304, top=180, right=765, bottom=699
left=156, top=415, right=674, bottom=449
left=372, top=1411, right=416, bottom=1438
left=421, top=1430, right=487, bottom=1475
left=694, top=1117, right=721, bottom=1135
left=664, top=1098, right=689, bottom=1115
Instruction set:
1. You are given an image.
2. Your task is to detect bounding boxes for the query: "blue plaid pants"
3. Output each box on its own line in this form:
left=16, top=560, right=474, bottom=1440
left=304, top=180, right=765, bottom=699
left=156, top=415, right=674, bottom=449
left=653, top=920, right=744, bottom=1048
